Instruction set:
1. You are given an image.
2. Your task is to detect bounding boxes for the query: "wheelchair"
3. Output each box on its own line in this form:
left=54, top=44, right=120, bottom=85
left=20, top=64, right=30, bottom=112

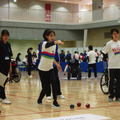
left=9, top=60, right=21, bottom=83
left=67, top=60, right=82, bottom=80
left=100, top=69, right=119, bottom=95
left=100, top=69, right=109, bottom=94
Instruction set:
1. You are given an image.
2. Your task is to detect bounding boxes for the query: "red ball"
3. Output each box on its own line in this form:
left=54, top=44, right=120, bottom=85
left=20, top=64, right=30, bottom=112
left=98, top=6, right=101, bottom=9
left=86, top=103, right=90, bottom=108
left=77, top=102, right=81, bottom=107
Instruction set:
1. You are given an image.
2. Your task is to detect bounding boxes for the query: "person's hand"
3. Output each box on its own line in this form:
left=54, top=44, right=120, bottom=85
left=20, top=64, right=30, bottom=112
left=57, top=40, right=64, bottom=45
left=63, top=71, right=66, bottom=76
left=55, top=40, right=64, bottom=45
left=57, top=64, right=62, bottom=71
left=8, top=72, right=11, bottom=81
left=9, top=68, right=12, bottom=74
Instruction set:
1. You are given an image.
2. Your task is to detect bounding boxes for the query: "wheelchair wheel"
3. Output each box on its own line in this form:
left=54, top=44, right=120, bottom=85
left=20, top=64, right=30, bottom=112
left=13, top=68, right=21, bottom=83
left=77, top=68, right=82, bottom=80
left=67, top=67, right=71, bottom=80
left=100, top=72, right=109, bottom=94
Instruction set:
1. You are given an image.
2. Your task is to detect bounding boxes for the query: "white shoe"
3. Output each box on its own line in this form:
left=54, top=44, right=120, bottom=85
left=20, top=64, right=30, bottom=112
left=28, top=75, right=32, bottom=78
left=46, top=96, right=51, bottom=100
left=2, top=98, right=11, bottom=104
left=59, top=95, right=65, bottom=99
left=0, top=98, right=3, bottom=102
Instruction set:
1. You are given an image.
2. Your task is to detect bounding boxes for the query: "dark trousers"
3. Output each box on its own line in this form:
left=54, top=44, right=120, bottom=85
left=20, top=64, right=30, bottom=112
left=0, top=63, right=10, bottom=99
left=109, top=69, right=120, bottom=99
left=28, top=65, right=32, bottom=75
left=38, top=69, right=57, bottom=102
left=33, top=65, right=37, bottom=71
left=46, top=67, right=62, bottom=96
left=88, top=63, right=97, bottom=78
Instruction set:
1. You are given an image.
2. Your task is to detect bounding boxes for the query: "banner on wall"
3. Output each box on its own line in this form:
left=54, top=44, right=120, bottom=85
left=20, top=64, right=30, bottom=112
left=45, top=4, right=51, bottom=22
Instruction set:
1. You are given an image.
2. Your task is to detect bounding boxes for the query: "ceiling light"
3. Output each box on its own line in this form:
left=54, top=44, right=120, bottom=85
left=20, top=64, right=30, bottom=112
left=65, top=1, right=68, bottom=3
left=80, top=9, right=88, bottom=11
left=13, top=0, right=17, bottom=2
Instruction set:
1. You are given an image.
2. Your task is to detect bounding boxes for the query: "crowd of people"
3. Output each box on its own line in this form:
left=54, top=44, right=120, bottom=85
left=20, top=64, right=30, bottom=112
left=0, top=28, right=120, bottom=106
left=60, top=49, right=104, bottom=63
left=15, top=50, right=38, bottom=78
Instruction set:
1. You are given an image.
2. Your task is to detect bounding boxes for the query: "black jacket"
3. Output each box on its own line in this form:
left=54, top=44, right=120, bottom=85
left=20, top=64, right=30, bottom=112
left=0, top=40, right=13, bottom=64
left=27, top=52, right=32, bottom=65
left=0, top=40, right=13, bottom=74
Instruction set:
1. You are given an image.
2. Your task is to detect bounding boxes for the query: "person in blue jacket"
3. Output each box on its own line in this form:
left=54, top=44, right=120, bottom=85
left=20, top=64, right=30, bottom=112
left=38, top=40, right=65, bottom=100
left=46, top=44, right=65, bottom=100
left=37, top=29, right=64, bottom=107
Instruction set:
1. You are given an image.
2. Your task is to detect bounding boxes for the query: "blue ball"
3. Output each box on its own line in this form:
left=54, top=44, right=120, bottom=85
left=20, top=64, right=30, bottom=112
left=70, top=104, right=75, bottom=109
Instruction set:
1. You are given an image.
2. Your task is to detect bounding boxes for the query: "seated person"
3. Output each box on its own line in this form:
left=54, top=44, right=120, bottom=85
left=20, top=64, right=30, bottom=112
left=23, top=55, right=28, bottom=66
left=16, top=53, right=21, bottom=64
left=32, top=56, right=37, bottom=71
left=64, top=58, right=79, bottom=75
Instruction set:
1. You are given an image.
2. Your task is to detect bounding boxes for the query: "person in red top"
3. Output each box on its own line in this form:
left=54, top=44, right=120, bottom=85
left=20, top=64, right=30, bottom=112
left=79, top=53, right=84, bottom=62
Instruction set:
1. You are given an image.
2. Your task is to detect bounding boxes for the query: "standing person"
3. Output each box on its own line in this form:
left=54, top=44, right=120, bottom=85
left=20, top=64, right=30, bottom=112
left=37, top=29, right=64, bottom=107
left=33, top=52, right=37, bottom=58
left=73, top=51, right=80, bottom=63
left=32, top=55, right=37, bottom=76
left=98, top=50, right=103, bottom=62
left=102, top=28, right=120, bottom=102
left=87, top=45, right=97, bottom=80
left=60, top=50, right=65, bottom=62
left=95, top=49, right=99, bottom=62
left=79, top=53, right=84, bottom=62
left=23, top=55, right=28, bottom=66
left=65, top=51, right=71, bottom=62
left=46, top=44, right=65, bottom=99
left=0, top=29, right=13, bottom=104
left=16, top=53, right=21, bottom=64
left=27, top=47, right=33, bottom=78
left=32, top=56, right=37, bottom=70
left=83, top=50, right=87, bottom=62
left=102, top=53, right=108, bottom=72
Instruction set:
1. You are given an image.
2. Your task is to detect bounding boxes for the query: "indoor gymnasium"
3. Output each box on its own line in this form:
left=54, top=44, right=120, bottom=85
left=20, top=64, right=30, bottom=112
left=0, top=0, right=120, bottom=120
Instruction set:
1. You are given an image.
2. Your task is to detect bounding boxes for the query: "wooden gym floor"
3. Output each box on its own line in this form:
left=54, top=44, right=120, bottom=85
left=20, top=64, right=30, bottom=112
left=0, top=71, right=120, bottom=120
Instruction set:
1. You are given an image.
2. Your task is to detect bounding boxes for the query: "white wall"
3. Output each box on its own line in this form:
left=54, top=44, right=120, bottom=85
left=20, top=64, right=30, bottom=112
left=103, top=6, right=120, bottom=20
left=0, top=0, right=9, bottom=19
left=0, top=0, right=120, bottom=23
left=9, top=0, right=79, bottom=23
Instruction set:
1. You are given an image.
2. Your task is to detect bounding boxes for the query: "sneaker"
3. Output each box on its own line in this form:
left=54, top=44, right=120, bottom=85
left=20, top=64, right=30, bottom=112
left=2, top=98, right=11, bottom=104
left=29, top=75, right=32, bottom=78
left=52, top=101, right=60, bottom=107
left=58, top=95, right=65, bottom=99
left=0, top=98, right=3, bottom=102
left=46, top=96, right=51, bottom=100
left=108, top=98, right=113, bottom=102
left=116, top=98, right=120, bottom=102
left=37, top=99, right=42, bottom=105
